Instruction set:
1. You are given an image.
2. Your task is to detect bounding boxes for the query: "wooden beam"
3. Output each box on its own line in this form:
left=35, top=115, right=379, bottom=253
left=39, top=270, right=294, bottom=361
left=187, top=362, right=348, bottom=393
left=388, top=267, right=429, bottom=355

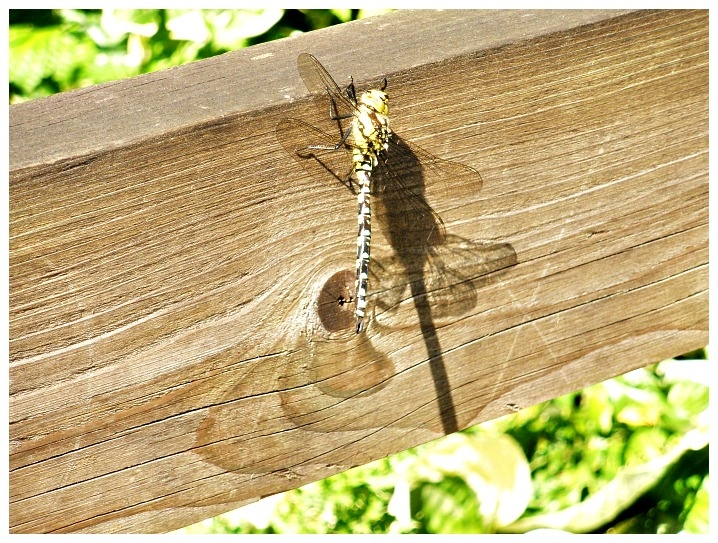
left=9, top=10, right=707, bottom=533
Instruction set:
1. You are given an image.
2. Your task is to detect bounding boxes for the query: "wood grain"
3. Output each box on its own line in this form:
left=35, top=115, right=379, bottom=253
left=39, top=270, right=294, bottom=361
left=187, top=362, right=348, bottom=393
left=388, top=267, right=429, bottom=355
left=9, top=10, right=707, bottom=533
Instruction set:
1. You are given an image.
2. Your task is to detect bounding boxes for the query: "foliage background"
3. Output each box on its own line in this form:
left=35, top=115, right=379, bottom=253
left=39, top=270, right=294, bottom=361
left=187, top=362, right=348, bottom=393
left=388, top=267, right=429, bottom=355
left=9, top=9, right=709, bottom=534
left=9, top=8, right=384, bottom=103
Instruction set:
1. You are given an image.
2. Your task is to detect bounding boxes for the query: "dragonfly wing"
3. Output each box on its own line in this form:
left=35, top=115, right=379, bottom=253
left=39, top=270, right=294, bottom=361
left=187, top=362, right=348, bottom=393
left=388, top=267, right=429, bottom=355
left=394, top=135, right=484, bottom=205
left=371, top=236, right=517, bottom=327
left=276, top=118, right=354, bottom=188
left=373, top=161, right=447, bottom=249
left=297, top=53, right=358, bottom=121
left=373, top=134, right=484, bottom=249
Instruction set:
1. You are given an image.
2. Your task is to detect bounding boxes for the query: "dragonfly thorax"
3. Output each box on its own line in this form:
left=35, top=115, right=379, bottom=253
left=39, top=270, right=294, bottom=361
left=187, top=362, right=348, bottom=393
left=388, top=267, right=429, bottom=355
left=359, top=89, right=389, bottom=116
left=352, top=89, right=391, bottom=161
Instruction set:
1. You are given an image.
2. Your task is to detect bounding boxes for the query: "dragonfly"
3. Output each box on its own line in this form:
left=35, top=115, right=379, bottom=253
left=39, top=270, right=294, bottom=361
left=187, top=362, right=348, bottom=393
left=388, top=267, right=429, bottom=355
left=277, top=53, right=483, bottom=333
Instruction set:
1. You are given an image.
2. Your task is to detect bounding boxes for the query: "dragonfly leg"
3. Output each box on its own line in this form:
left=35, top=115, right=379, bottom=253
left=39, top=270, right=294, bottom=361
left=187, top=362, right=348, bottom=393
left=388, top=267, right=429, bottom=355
left=306, top=123, right=353, bottom=152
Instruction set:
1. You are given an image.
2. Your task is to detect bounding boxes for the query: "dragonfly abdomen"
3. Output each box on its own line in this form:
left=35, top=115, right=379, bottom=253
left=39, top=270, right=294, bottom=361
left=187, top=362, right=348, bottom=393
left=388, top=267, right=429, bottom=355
left=354, top=165, right=371, bottom=333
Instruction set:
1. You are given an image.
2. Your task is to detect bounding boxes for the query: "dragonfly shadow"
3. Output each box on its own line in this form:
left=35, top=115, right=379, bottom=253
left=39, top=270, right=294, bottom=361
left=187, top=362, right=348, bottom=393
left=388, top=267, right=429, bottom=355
left=371, top=139, right=517, bottom=435
left=279, top=308, right=397, bottom=432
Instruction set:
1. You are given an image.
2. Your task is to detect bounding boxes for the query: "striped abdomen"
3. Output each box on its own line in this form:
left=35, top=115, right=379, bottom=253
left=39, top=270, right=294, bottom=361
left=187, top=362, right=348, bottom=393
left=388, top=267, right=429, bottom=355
left=353, top=159, right=373, bottom=333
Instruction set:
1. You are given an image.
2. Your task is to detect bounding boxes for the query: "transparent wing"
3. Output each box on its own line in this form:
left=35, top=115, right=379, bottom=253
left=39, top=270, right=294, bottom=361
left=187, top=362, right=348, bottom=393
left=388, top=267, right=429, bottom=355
left=297, top=53, right=359, bottom=120
left=276, top=118, right=354, bottom=188
left=372, top=138, right=446, bottom=248
left=396, top=136, right=484, bottom=199
left=370, top=236, right=518, bottom=327
left=375, top=135, right=483, bottom=248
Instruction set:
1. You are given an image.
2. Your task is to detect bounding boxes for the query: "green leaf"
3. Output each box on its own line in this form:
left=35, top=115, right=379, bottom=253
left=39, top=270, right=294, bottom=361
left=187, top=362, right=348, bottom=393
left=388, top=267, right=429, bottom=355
left=411, top=476, right=485, bottom=533
left=207, top=9, right=285, bottom=50
left=10, top=24, right=95, bottom=93
left=682, top=475, right=709, bottom=534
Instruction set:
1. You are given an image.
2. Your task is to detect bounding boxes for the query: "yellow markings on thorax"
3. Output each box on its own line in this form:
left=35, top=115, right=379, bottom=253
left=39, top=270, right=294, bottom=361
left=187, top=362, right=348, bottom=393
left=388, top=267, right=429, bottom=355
left=351, top=89, right=391, bottom=167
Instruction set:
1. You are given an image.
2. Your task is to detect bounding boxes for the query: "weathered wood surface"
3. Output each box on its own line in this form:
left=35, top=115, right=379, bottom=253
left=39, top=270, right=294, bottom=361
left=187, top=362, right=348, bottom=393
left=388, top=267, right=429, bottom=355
left=9, top=9, right=707, bottom=533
